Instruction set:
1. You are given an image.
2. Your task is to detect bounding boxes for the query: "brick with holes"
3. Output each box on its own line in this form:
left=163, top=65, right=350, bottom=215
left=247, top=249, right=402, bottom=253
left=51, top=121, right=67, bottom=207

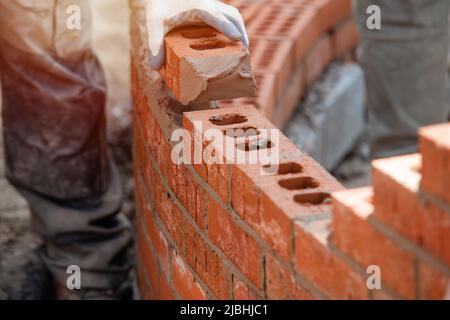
left=183, top=106, right=343, bottom=260
left=223, top=0, right=265, bottom=24
left=160, top=25, right=256, bottom=104
left=249, top=37, right=294, bottom=96
left=247, top=4, right=321, bottom=62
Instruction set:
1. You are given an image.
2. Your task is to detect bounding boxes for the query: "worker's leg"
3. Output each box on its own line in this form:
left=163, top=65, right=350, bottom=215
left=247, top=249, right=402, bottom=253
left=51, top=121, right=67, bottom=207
left=0, top=0, right=132, bottom=290
left=355, top=0, right=450, bottom=158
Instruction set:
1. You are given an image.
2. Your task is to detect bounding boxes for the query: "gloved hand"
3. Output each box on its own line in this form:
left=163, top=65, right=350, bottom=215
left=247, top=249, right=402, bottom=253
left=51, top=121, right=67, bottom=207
left=145, top=0, right=249, bottom=69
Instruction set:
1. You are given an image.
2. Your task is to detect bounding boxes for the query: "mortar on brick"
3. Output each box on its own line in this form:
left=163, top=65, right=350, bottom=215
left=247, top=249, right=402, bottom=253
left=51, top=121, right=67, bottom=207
left=161, top=26, right=256, bottom=105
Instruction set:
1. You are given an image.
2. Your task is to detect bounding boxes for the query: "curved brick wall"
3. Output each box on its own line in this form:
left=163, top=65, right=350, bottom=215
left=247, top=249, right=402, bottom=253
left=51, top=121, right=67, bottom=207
left=130, top=0, right=450, bottom=300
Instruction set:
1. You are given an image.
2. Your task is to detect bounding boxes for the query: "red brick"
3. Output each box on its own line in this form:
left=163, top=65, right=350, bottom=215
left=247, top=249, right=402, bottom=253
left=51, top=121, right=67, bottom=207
left=133, top=125, right=157, bottom=207
left=172, top=253, right=208, bottom=300
left=135, top=93, right=161, bottom=160
left=231, top=162, right=296, bottom=262
left=231, top=164, right=261, bottom=226
left=249, top=36, right=294, bottom=97
left=304, top=0, right=352, bottom=33
left=145, top=208, right=170, bottom=274
left=185, top=221, right=232, bottom=299
left=258, top=191, right=293, bottom=261
left=137, top=263, right=153, bottom=300
left=208, top=196, right=261, bottom=287
left=271, top=63, right=304, bottom=128
left=419, top=123, right=450, bottom=204
left=175, top=165, right=207, bottom=229
left=305, top=35, right=333, bottom=87
left=255, top=156, right=343, bottom=260
left=160, top=273, right=175, bottom=300
left=265, top=254, right=314, bottom=300
left=233, top=278, right=258, bottom=300
left=207, top=162, right=230, bottom=204
left=294, top=219, right=369, bottom=299
left=370, top=290, right=396, bottom=300
left=418, top=262, right=450, bottom=300
left=137, top=225, right=160, bottom=299
left=372, top=154, right=450, bottom=266
left=183, top=105, right=277, bottom=200
left=220, top=73, right=278, bottom=118
left=333, top=18, right=359, bottom=58
left=161, top=25, right=255, bottom=104
left=247, top=4, right=322, bottom=62
left=224, top=0, right=264, bottom=24
left=135, top=169, right=170, bottom=273
left=155, top=176, right=187, bottom=252
left=332, top=187, right=417, bottom=299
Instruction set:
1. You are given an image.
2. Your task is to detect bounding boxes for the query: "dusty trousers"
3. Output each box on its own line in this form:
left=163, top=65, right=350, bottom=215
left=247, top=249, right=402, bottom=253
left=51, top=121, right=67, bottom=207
left=354, top=0, right=450, bottom=158
left=0, top=1, right=132, bottom=289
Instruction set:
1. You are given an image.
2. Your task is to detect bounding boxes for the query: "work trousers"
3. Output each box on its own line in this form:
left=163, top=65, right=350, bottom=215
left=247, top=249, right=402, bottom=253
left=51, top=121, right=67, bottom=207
left=0, top=0, right=132, bottom=289
left=354, top=0, right=450, bottom=158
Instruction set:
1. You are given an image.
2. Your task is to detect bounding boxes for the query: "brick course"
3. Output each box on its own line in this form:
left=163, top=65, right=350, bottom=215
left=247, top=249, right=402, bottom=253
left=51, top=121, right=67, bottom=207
left=131, top=0, right=449, bottom=300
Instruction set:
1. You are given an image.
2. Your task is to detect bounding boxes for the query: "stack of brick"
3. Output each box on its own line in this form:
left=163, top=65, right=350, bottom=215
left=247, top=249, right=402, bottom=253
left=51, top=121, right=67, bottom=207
left=220, top=0, right=358, bottom=127
left=332, top=123, right=450, bottom=299
left=130, top=0, right=449, bottom=300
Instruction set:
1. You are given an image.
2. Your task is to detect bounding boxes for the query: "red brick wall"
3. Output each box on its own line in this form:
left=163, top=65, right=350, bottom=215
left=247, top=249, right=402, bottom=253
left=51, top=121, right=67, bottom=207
left=130, top=0, right=450, bottom=300
left=332, top=125, right=450, bottom=299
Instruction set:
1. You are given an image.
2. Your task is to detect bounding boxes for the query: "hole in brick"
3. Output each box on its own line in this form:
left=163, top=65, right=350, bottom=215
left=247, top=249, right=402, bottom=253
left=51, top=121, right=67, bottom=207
left=236, top=138, right=274, bottom=151
left=264, top=162, right=303, bottom=174
left=278, top=177, right=319, bottom=190
left=223, top=126, right=260, bottom=138
left=190, top=39, right=227, bottom=51
left=180, top=29, right=217, bottom=39
left=294, top=192, right=332, bottom=206
left=209, top=114, right=248, bottom=126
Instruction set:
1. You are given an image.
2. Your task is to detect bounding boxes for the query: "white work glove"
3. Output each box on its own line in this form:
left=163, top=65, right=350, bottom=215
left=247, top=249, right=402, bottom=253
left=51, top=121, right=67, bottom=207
left=145, top=0, right=249, bottom=69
